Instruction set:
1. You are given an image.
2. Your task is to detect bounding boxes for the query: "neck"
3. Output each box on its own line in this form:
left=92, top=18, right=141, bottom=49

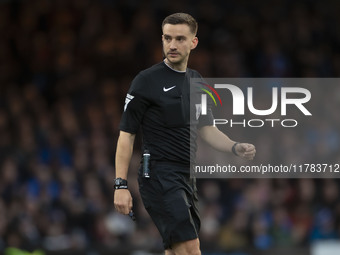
left=164, top=58, right=187, bottom=72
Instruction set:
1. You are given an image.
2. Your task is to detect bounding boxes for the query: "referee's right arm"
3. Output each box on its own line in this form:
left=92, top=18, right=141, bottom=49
left=114, top=130, right=135, bottom=215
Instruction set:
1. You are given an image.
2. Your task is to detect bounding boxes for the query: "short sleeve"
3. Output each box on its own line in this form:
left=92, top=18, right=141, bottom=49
left=193, top=76, right=215, bottom=129
left=119, top=73, right=150, bottom=134
left=197, top=104, right=214, bottom=128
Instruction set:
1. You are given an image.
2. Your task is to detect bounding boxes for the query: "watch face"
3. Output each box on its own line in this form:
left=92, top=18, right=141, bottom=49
left=115, top=178, right=121, bottom=185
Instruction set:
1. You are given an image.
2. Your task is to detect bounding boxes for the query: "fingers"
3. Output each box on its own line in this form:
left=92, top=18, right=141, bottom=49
left=114, top=189, right=133, bottom=215
left=237, top=143, right=256, bottom=160
left=128, top=198, right=133, bottom=212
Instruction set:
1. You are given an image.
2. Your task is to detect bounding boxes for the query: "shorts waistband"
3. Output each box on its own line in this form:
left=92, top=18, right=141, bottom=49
left=150, top=160, right=191, bottom=168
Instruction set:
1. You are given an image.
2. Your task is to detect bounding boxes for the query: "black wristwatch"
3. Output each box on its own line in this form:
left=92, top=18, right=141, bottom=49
left=114, top=178, right=128, bottom=190
left=232, top=142, right=240, bottom=156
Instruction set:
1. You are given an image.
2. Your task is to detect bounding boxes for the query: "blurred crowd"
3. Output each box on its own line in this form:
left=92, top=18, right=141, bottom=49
left=0, top=0, right=340, bottom=253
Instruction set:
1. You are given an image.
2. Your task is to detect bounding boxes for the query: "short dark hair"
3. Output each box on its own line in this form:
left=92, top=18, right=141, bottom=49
left=162, top=13, right=198, bottom=35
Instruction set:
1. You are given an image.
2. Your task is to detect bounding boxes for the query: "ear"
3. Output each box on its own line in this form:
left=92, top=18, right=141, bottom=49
left=191, top=36, right=198, bottom=50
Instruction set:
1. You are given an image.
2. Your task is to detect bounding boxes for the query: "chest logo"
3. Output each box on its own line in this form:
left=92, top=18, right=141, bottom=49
left=163, top=86, right=176, bottom=92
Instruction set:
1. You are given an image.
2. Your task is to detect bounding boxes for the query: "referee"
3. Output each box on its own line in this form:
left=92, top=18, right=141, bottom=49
left=114, top=13, right=256, bottom=255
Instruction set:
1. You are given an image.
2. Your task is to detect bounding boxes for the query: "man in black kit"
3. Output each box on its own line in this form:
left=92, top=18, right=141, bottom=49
left=114, top=13, right=256, bottom=255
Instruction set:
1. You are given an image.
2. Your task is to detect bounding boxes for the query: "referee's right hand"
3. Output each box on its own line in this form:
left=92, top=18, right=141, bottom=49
left=114, top=189, right=133, bottom=215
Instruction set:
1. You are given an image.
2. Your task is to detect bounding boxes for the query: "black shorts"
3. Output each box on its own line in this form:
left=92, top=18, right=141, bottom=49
left=138, top=162, right=200, bottom=249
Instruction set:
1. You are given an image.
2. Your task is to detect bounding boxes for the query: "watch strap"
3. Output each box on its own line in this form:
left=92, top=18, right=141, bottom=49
left=232, top=142, right=240, bottom=156
left=114, top=178, right=128, bottom=189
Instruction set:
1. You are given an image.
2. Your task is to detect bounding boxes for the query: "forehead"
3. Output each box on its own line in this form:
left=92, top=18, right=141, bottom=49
left=162, top=23, right=192, bottom=37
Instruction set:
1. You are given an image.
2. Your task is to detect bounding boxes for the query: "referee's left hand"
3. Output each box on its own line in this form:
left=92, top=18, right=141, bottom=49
left=235, top=143, right=256, bottom=160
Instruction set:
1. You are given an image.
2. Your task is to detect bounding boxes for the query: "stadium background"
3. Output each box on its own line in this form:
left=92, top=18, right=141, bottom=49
left=0, top=0, right=340, bottom=254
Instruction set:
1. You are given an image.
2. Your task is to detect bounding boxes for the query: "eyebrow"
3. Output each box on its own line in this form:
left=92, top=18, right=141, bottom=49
left=163, top=34, right=187, bottom=40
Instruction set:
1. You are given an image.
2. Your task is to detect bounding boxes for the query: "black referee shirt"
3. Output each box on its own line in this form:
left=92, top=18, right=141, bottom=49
left=119, top=61, right=214, bottom=165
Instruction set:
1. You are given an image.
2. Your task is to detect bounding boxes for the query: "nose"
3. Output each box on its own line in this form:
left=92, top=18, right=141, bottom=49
left=169, top=39, right=177, bottom=50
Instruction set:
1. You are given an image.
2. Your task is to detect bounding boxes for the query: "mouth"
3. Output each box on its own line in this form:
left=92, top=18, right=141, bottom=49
left=168, top=52, right=180, bottom=57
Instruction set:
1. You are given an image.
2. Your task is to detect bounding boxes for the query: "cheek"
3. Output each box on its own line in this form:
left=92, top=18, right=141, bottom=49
left=179, top=43, right=190, bottom=51
left=186, top=44, right=193, bottom=52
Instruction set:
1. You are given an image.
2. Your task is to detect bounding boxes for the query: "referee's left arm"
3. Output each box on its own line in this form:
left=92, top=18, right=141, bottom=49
left=199, top=125, right=236, bottom=152
left=199, top=125, right=256, bottom=160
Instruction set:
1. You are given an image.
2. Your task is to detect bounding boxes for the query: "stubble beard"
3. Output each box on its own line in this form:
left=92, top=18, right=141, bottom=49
left=163, top=49, right=188, bottom=69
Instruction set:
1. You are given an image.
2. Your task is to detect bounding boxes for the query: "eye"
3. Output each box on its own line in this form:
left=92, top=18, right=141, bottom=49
left=177, top=37, right=186, bottom=42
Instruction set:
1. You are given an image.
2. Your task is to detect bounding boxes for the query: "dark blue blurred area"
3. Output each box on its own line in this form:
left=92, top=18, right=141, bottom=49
left=0, top=0, right=340, bottom=254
